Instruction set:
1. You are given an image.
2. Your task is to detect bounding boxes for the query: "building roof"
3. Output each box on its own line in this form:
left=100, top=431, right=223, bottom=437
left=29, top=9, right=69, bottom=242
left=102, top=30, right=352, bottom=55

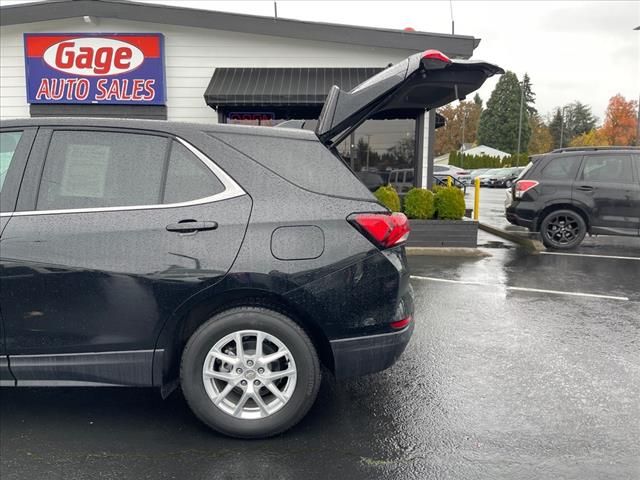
left=1, top=0, right=480, bottom=58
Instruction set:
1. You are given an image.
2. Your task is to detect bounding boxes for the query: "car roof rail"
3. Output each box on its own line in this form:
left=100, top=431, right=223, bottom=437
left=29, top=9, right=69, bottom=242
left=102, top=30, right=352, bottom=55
left=550, top=146, right=640, bottom=153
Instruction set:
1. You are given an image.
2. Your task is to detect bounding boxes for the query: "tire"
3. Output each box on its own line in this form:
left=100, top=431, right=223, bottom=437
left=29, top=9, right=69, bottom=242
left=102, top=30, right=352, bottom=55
left=505, top=180, right=513, bottom=188
left=180, top=306, right=321, bottom=438
left=540, top=209, right=586, bottom=249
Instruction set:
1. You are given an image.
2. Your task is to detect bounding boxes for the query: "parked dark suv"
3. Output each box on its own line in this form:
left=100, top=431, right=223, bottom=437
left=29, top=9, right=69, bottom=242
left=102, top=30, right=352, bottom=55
left=0, top=51, right=501, bottom=438
left=506, top=147, right=640, bottom=249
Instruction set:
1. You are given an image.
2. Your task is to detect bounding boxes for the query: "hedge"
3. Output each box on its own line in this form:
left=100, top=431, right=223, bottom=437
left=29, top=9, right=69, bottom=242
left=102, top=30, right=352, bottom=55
left=374, top=185, right=401, bottom=212
left=434, top=186, right=465, bottom=220
left=403, top=188, right=435, bottom=219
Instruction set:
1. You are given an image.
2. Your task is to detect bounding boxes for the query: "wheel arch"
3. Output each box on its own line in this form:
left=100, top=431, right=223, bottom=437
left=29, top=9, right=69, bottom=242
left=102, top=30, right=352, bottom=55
left=154, top=288, right=334, bottom=396
left=535, top=202, right=591, bottom=232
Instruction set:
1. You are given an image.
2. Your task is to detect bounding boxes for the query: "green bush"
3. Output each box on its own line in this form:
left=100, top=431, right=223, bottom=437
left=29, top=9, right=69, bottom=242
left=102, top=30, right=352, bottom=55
left=374, top=185, right=401, bottom=212
left=434, top=186, right=466, bottom=220
left=403, top=188, right=435, bottom=219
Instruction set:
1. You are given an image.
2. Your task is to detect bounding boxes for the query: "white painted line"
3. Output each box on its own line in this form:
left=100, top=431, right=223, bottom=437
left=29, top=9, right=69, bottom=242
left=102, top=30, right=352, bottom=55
left=540, top=251, right=640, bottom=261
left=410, top=275, right=629, bottom=301
left=506, top=286, right=629, bottom=301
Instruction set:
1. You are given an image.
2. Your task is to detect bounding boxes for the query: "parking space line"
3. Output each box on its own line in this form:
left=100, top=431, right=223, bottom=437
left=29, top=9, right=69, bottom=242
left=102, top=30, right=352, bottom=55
left=410, top=275, right=629, bottom=301
left=539, top=251, right=640, bottom=261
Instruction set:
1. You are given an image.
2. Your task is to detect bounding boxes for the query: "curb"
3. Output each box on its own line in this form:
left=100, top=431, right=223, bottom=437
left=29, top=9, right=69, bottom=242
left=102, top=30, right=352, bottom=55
left=406, top=247, right=491, bottom=257
left=478, top=223, right=545, bottom=252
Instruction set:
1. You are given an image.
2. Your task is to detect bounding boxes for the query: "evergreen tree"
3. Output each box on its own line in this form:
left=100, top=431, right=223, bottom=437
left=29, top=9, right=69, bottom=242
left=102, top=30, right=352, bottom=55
left=548, top=108, right=563, bottom=148
left=477, top=71, right=531, bottom=153
left=566, top=101, right=596, bottom=138
left=522, top=73, right=537, bottom=115
left=473, top=93, right=483, bottom=108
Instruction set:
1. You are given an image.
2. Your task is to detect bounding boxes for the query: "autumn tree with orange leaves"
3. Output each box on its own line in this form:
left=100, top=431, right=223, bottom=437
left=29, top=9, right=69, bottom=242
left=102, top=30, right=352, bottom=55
left=600, top=94, right=638, bottom=146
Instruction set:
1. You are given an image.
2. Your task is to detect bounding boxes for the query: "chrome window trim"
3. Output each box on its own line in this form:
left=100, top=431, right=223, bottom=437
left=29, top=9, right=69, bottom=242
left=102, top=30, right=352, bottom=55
left=0, top=136, right=245, bottom=217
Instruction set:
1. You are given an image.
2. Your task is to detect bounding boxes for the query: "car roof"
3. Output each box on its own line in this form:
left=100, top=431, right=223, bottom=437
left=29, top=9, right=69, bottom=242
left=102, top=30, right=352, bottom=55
left=0, top=117, right=318, bottom=142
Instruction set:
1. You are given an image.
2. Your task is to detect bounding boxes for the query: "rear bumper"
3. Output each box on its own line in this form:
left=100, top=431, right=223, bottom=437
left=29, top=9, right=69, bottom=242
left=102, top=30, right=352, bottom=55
left=330, top=321, right=414, bottom=379
left=505, top=207, right=535, bottom=229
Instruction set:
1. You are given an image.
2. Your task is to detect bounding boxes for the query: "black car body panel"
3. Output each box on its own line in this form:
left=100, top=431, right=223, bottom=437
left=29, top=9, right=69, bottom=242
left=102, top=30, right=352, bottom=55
left=506, top=149, right=640, bottom=238
left=0, top=118, right=413, bottom=389
left=316, top=51, right=503, bottom=146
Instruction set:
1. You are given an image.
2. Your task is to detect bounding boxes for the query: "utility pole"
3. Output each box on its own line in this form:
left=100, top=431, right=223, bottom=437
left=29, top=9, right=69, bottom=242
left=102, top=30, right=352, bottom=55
left=516, top=78, right=525, bottom=166
left=559, top=106, right=566, bottom=148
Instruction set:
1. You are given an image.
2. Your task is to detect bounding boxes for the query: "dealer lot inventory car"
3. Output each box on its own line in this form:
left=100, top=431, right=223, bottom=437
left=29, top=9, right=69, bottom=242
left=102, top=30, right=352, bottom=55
left=506, top=147, right=640, bottom=249
left=0, top=50, right=502, bottom=438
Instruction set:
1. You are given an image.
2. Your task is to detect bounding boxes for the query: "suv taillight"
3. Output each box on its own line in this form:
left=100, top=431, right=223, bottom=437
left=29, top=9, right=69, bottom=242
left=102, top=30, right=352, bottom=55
left=514, top=180, right=539, bottom=198
left=349, top=213, right=410, bottom=248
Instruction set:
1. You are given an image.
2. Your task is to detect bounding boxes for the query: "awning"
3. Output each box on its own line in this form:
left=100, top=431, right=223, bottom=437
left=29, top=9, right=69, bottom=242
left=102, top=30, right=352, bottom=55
left=204, top=67, right=447, bottom=125
left=205, top=67, right=382, bottom=109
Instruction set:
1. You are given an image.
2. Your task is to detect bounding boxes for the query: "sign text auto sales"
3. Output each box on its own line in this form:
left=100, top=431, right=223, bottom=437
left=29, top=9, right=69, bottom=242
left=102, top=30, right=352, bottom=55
left=24, top=33, right=166, bottom=105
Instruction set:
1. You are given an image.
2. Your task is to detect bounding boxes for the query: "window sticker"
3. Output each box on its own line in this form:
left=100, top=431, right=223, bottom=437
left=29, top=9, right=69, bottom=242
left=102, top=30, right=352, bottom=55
left=60, top=144, right=110, bottom=197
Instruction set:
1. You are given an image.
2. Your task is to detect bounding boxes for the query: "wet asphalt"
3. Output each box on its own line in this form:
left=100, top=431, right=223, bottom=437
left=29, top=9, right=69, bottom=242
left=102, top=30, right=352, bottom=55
left=1, top=189, right=639, bottom=480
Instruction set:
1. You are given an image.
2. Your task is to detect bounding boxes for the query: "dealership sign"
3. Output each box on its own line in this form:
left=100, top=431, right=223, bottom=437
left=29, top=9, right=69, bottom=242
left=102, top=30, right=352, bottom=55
left=24, top=33, right=166, bottom=105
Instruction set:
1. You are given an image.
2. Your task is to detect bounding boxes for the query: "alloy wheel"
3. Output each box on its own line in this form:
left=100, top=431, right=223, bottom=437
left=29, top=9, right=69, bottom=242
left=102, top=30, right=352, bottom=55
left=543, top=213, right=582, bottom=246
left=202, top=330, right=297, bottom=420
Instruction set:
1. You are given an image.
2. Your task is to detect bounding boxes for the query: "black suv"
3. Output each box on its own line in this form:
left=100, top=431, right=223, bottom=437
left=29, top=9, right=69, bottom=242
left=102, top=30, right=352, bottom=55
left=506, top=147, right=640, bottom=249
left=0, top=51, right=502, bottom=438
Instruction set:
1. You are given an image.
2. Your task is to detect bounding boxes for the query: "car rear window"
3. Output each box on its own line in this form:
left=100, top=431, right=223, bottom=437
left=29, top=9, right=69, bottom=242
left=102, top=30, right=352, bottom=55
left=209, top=132, right=373, bottom=199
left=539, top=155, right=582, bottom=180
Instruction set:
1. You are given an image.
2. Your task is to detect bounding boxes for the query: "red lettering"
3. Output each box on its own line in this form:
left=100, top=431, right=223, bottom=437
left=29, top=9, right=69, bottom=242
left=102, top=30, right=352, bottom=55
left=142, top=79, right=155, bottom=100
left=93, top=47, right=113, bottom=75
left=54, top=41, right=75, bottom=69
left=49, top=78, right=64, bottom=100
left=132, top=79, right=144, bottom=100
left=75, top=78, right=90, bottom=100
left=36, top=78, right=51, bottom=100
left=64, top=78, right=77, bottom=100
left=105, top=79, right=120, bottom=100
left=75, top=47, right=93, bottom=69
left=95, top=78, right=109, bottom=100
left=114, top=47, right=132, bottom=69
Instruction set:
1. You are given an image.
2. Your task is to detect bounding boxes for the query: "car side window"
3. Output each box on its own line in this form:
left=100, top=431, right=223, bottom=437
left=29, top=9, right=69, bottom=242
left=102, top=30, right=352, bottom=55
left=434, top=166, right=447, bottom=172
left=540, top=155, right=582, bottom=180
left=0, top=130, right=23, bottom=193
left=163, top=141, right=224, bottom=204
left=581, top=155, right=634, bottom=184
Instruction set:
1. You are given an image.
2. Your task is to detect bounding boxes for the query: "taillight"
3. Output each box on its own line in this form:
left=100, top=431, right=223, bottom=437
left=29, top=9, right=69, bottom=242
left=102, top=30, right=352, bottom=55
left=349, top=212, right=411, bottom=249
left=514, top=180, right=539, bottom=198
left=390, top=316, right=412, bottom=330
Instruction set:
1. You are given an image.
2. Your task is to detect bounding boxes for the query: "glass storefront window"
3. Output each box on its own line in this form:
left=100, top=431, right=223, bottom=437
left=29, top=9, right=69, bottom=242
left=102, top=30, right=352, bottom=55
left=335, top=119, right=416, bottom=193
left=223, top=112, right=417, bottom=192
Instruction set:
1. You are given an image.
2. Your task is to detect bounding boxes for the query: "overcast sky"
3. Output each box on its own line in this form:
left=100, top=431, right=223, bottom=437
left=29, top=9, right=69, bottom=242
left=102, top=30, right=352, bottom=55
left=3, top=0, right=639, bottom=123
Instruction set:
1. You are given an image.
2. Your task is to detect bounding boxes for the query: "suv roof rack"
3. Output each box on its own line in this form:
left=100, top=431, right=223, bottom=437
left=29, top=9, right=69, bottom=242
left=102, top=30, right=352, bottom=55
left=551, top=146, right=640, bottom=153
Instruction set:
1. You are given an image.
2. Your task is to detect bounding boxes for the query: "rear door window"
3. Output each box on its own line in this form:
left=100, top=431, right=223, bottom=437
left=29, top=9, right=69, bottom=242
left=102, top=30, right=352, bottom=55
left=540, top=155, right=582, bottom=180
left=0, top=131, right=22, bottom=193
left=162, top=141, right=225, bottom=204
left=37, top=131, right=167, bottom=210
left=580, top=155, right=634, bottom=184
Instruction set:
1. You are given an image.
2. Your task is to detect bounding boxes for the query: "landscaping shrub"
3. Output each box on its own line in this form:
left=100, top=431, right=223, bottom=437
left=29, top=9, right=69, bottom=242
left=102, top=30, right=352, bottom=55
left=434, top=186, right=465, bottom=220
left=374, top=185, right=401, bottom=212
left=403, top=188, right=435, bottom=220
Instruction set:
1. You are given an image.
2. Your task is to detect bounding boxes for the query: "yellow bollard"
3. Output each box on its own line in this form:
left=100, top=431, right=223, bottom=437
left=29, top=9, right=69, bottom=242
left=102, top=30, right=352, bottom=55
left=447, top=176, right=452, bottom=188
left=473, top=177, right=480, bottom=221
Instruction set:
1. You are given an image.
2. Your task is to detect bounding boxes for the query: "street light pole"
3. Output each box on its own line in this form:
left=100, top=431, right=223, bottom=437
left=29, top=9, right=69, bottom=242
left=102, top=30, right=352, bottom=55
left=559, top=106, right=566, bottom=148
left=516, top=78, right=524, bottom=166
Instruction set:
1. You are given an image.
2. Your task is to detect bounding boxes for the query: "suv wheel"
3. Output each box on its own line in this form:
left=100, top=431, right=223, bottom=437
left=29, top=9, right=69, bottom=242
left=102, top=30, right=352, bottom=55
left=540, top=209, right=586, bottom=249
left=180, top=306, right=321, bottom=438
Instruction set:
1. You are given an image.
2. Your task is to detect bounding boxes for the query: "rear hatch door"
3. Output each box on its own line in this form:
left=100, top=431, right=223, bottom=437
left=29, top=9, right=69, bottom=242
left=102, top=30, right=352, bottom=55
left=316, top=50, right=504, bottom=147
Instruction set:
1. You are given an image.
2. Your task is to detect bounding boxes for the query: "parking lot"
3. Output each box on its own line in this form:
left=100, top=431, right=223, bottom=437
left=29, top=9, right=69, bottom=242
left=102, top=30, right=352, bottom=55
left=1, top=189, right=639, bottom=480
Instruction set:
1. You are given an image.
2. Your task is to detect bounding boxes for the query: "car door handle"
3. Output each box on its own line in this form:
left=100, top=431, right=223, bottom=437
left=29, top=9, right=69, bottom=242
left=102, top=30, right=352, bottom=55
left=166, top=220, right=218, bottom=233
left=576, top=185, right=594, bottom=192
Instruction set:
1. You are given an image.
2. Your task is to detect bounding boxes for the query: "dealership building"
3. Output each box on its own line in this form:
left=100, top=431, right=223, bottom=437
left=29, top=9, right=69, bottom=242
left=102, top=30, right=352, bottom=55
left=0, top=0, right=481, bottom=188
